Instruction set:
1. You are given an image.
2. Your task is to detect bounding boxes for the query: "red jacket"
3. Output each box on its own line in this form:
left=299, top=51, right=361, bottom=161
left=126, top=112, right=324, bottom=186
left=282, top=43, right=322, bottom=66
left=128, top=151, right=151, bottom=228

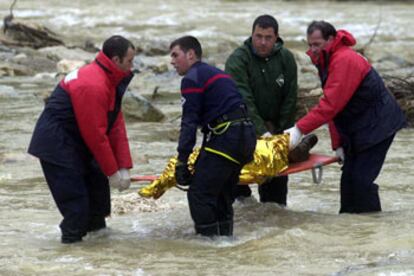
left=60, top=51, right=133, bottom=175
left=297, top=30, right=371, bottom=149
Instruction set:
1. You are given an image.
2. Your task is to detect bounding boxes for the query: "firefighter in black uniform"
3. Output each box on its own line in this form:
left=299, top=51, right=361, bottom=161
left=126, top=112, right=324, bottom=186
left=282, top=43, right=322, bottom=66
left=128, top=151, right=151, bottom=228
left=169, top=36, right=256, bottom=236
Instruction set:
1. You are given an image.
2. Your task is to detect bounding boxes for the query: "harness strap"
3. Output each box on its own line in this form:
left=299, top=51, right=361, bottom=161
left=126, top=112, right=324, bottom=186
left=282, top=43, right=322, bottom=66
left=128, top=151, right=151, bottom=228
left=207, top=118, right=247, bottom=135
left=208, top=121, right=231, bottom=135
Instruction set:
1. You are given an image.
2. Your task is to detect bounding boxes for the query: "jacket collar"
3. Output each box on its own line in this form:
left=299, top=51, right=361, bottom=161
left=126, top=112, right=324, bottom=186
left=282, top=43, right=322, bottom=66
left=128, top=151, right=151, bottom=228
left=306, top=29, right=356, bottom=66
left=95, top=51, right=131, bottom=86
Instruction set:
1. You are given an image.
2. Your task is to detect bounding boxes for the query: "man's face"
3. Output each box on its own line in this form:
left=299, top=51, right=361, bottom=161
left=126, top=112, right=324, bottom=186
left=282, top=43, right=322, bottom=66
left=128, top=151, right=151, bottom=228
left=252, top=25, right=277, bottom=58
left=170, top=45, right=192, bottom=76
left=113, top=47, right=135, bottom=72
left=307, top=29, right=333, bottom=61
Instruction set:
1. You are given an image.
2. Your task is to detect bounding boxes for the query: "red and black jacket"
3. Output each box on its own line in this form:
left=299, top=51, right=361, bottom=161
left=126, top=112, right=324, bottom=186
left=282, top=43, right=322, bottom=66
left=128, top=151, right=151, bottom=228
left=297, top=30, right=406, bottom=152
left=29, top=51, right=133, bottom=176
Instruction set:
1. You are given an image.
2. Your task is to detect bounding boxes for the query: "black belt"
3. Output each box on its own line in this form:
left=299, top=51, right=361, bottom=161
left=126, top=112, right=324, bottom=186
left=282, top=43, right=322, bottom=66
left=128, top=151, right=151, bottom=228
left=209, top=105, right=250, bottom=128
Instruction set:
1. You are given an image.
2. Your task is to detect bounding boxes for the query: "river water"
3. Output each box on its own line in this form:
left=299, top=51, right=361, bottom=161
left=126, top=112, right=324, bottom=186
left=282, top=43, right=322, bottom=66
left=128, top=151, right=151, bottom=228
left=1, top=0, right=414, bottom=275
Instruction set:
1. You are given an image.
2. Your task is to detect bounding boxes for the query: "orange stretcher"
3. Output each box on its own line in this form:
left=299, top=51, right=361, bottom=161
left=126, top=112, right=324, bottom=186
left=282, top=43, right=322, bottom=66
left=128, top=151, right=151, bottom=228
left=131, top=153, right=339, bottom=185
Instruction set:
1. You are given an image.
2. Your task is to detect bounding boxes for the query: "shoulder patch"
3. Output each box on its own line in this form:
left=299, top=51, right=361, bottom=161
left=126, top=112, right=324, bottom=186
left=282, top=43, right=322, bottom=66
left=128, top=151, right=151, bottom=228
left=276, top=73, right=285, bottom=87
left=180, top=96, right=186, bottom=106
left=64, top=69, right=79, bottom=84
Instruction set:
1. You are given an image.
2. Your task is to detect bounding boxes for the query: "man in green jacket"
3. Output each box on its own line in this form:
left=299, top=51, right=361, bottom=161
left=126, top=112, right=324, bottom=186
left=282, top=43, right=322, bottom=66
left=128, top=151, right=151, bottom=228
left=225, top=14, right=298, bottom=206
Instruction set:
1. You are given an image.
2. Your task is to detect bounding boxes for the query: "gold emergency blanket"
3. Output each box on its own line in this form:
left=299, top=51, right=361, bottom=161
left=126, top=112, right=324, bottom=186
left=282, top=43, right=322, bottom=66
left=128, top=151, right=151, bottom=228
left=138, top=134, right=289, bottom=199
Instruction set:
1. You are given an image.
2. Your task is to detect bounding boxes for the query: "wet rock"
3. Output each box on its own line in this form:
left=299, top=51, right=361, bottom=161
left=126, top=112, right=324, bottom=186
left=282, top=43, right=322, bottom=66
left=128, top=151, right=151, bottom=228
left=38, top=46, right=96, bottom=63
left=204, top=39, right=240, bottom=64
left=1, top=17, right=64, bottom=49
left=112, top=193, right=172, bottom=215
left=11, top=52, right=57, bottom=73
left=151, top=63, right=169, bottom=74
left=0, top=44, right=14, bottom=52
left=135, top=40, right=169, bottom=56
left=32, top=72, right=56, bottom=81
left=56, top=59, right=86, bottom=75
left=0, top=84, right=17, bottom=97
left=293, top=50, right=312, bottom=67
left=167, top=128, right=180, bottom=142
left=80, top=39, right=100, bottom=53
left=0, top=61, right=33, bottom=76
left=127, top=70, right=181, bottom=96
left=293, top=49, right=321, bottom=94
left=298, top=72, right=320, bottom=92
left=0, top=44, right=16, bottom=62
left=308, top=88, right=323, bottom=97
left=33, top=90, right=53, bottom=103
left=291, top=49, right=322, bottom=116
left=122, top=91, right=165, bottom=122
left=134, top=55, right=171, bottom=74
left=296, top=91, right=321, bottom=119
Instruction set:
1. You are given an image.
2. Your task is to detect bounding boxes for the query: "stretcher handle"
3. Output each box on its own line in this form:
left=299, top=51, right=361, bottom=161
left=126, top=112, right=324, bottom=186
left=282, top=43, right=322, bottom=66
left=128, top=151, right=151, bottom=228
left=311, top=163, right=323, bottom=184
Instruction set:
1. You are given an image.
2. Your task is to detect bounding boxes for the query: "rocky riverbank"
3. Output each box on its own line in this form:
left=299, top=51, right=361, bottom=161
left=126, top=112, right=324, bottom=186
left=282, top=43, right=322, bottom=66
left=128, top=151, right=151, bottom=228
left=1, top=17, right=413, bottom=126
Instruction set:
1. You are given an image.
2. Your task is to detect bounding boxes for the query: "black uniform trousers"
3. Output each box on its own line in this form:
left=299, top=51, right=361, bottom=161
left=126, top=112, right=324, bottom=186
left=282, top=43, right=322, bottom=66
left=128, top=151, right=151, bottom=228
left=188, top=122, right=256, bottom=236
left=339, top=134, right=395, bottom=213
left=188, top=151, right=241, bottom=236
left=233, top=176, right=288, bottom=205
left=40, top=160, right=110, bottom=243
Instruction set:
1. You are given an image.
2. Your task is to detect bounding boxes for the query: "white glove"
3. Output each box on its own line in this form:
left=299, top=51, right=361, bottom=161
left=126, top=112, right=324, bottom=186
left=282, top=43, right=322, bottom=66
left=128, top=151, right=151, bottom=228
left=284, top=125, right=302, bottom=149
left=118, top=168, right=131, bottom=191
left=335, top=147, right=345, bottom=164
left=261, top=131, right=272, bottom=138
left=108, top=171, right=122, bottom=190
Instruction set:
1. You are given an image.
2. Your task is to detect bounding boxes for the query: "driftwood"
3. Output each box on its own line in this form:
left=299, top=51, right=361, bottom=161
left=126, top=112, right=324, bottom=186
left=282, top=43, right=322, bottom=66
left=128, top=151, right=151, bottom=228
left=355, top=11, right=382, bottom=57
left=1, top=0, right=64, bottom=49
left=384, top=74, right=414, bottom=126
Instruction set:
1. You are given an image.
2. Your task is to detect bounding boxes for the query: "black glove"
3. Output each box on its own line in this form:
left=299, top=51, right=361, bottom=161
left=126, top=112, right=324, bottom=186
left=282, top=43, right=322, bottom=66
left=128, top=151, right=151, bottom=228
left=175, top=160, right=192, bottom=187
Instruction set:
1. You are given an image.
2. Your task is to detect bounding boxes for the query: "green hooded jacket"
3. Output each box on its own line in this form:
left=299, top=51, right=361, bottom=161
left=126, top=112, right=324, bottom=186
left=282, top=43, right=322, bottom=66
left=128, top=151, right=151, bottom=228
left=225, top=37, right=298, bottom=136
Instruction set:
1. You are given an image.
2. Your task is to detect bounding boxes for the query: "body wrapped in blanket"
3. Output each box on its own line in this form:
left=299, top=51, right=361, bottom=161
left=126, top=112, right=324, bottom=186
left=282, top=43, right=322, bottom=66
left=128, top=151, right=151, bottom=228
left=139, top=134, right=296, bottom=199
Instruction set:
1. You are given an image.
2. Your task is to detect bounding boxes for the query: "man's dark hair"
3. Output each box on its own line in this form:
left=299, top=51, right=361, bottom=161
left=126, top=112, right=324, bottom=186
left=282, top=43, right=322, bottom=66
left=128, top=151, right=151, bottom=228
left=252, top=14, right=279, bottom=35
left=169, top=36, right=202, bottom=59
left=307, top=21, right=337, bottom=40
left=102, top=35, right=135, bottom=60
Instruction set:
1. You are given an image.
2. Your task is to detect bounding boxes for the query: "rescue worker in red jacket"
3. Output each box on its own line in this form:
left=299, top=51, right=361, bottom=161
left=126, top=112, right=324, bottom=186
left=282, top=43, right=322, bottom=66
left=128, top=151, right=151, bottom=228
left=285, top=21, right=406, bottom=213
left=28, top=35, right=136, bottom=243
